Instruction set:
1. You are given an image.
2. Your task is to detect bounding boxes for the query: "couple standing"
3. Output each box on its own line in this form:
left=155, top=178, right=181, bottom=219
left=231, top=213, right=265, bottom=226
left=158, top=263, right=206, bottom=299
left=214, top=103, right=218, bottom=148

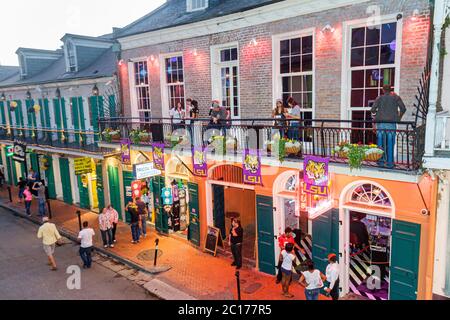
left=98, top=205, right=119, bottom=248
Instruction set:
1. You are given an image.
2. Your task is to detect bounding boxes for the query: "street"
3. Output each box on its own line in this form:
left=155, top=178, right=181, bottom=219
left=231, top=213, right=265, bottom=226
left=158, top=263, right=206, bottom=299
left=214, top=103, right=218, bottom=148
left=0, top=209, right=156, bottom=300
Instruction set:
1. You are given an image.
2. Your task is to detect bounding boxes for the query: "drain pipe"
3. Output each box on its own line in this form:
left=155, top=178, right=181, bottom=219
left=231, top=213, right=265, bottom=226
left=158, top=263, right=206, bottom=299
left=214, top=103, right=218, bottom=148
left=425, top=0, right=448, bottom=156
left=445, top=181, right=450, bottom=296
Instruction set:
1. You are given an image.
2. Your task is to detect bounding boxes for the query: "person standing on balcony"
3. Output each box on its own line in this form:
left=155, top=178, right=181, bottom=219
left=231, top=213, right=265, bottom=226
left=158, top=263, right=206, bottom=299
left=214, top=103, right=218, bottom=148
left=210, top=100, right=227, bottom=136
left=370, top=85, right=407, bottom=168
left=170, top=102, right=186, bottom=132
left=285, top=97, right=301, bottom=141
left=98, top=208, right=114, bottom=248
left=272, top=99, right=287, bottom=139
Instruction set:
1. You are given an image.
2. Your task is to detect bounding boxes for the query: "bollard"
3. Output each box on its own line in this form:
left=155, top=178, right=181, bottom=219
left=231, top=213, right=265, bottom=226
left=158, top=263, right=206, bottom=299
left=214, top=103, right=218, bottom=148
left=7, top=186, right=12, bottom=203
left=46, top=200, right=52, bottom=219
left=154, top=238, right=160, bottom=267
left=76, top=210, right=82, bottom=231
left=235, top=271, right=241, bottom=301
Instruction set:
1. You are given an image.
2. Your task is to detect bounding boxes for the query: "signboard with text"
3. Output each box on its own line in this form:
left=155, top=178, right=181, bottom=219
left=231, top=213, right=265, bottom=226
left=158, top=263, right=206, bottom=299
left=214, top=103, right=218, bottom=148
left=133, top=162, right=161, bottom=180
left=74, top=158, right=92, bottom=175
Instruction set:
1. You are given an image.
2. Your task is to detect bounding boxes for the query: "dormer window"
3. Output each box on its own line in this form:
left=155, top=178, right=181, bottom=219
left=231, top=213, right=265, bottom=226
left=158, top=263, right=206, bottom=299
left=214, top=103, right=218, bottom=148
left=187, top=0, right=208, bottom=12
left=19, top=54, right=27, bottom=77
left=65, top=41, right=78, bottom=72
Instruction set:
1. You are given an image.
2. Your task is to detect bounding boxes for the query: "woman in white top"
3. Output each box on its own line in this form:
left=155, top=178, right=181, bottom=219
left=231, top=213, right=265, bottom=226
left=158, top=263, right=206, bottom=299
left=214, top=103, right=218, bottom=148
left=279, top=243, right=298, bottom=298
left=300, top=260, right=327, bottom=300
left=170, top=102, right=186, bottom=132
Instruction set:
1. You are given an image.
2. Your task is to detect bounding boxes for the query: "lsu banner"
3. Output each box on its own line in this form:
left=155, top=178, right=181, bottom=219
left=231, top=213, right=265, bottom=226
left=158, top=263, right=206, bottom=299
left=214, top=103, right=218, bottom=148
left=192, top=146, right=208, bottom=177
left=303, top=155, right=329, bottom=196
left=152, top=143, right=165, bottom=171
left=243, top=149, right=262, bottom=185
left=121, top=139, right=131, bottom=165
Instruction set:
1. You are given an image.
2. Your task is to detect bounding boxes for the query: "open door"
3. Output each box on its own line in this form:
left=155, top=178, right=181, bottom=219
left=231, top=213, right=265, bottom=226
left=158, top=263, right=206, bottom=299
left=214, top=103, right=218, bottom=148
left=213, top=185, right=226, bottom=239
left=312, top=209, right=339, bottom=273
left=390, top=220, right=421, bottom=300
left=256, top=195, right=276, bottom=275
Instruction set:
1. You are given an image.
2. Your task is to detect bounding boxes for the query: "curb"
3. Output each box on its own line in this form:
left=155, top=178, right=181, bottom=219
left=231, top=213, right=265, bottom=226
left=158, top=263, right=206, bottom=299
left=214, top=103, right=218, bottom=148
left=0, top=201, right=195, bottom=301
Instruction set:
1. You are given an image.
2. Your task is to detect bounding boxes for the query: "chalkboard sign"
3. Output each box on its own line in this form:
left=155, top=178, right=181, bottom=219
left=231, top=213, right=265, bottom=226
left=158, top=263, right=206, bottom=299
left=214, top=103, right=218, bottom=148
left=204, top=226, right=224, bottom=257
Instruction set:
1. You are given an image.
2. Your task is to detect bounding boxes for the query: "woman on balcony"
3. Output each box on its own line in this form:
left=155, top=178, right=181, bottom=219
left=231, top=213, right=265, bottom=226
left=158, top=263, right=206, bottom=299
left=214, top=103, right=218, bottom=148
left=272, top=99, right=287, bottom=139
left=284, top=97, right=301, bottom=141
left=170, top=102, right=186, bottom=133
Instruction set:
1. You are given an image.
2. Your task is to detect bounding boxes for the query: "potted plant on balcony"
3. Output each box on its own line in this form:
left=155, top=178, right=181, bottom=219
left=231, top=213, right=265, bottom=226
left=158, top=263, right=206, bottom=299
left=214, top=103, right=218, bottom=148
left=9, top=101, right=18, bottom=111
left=284, top=139, right=302, bottom=156
left=102, top=128, right=121, bottom=143
left=226, top=137, right=238, bottom=152
left=130, top=128, right=150, bottom=144
left=333, top=141, right=351, bottom=158
left=209, top=135, right=226, bottom=155
left=364, top=144, right=384, bottom=162
left=266, top=136, right=287, bottom=162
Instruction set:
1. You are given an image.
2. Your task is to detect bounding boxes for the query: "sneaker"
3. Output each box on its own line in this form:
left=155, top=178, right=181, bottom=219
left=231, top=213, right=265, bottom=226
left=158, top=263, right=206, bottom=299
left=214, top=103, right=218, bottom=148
left=104, top=245, right=108, bottom=248
left=131, top=241, right=136, bottom=244
left=113, top=240, right=117, bottom=243
left=109, top=245, right=115, bottom=248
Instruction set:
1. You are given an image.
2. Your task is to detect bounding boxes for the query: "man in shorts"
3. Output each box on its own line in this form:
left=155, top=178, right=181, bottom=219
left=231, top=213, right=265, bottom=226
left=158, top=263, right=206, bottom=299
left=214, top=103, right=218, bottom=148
left=37, top=217, right=61, bottom=271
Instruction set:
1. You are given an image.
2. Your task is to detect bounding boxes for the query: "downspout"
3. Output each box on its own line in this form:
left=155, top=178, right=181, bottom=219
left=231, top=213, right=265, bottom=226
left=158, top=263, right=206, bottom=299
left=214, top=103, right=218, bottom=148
left=425, top=0, right=447, bottom=156
left=445, top=179, right=450, bottom=296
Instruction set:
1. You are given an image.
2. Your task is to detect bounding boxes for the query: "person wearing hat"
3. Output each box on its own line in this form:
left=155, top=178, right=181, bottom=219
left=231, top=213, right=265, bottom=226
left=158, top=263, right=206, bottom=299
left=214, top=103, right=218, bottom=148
left=37, top=217, right=61, bottom=271
left=325, top=253, right=340, bottom=300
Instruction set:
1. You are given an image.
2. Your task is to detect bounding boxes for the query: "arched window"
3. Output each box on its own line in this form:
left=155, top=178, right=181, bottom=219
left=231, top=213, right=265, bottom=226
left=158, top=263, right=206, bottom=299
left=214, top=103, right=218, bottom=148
left=350, top=183, right=392, bottom=208
left=285, top=174, right=298, bottom=192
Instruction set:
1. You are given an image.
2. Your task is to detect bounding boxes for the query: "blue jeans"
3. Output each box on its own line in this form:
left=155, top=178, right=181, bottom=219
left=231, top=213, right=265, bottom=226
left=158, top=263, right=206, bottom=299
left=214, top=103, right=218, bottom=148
left=100, top=229, right=113, bottom=246
left=140, top=215, right=147, bottom=236
left=131, top=223, right=140, bottom=242
left=288, top=122, right=300, bottom=140
left=25, top=201, right=31, bottom=215
left=38, top=199, right=46, bottom=217
left=18, top=188, right=25, bottom=200
left=305, top=288, right=321, bottom=300
left=79, top=247, right=93, bottom=268
left=377, top=123, right=396, bottom=168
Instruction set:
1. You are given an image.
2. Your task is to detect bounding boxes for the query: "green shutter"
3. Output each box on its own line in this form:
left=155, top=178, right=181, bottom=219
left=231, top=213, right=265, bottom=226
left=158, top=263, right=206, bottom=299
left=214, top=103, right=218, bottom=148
left=188, top=182, right=201, bottom=247
left=257, top=195, right=276, bottom=275
left=96, top=163, right=105, bottom=213
left=0, top=101, right=6, bottom=126
left=59, top=158, right=73, bottom=204
left=123, top=171, right=134, bottom=223
left=77, top=175, right=90, bottom=209
left=152, top=175, right=168, bottom=234
left=312, top=209, right=340, bottom=273
left=108, top=95, right=116, bottom=118
left=53, top=98, right=63, bottom=142
left=71, top=97, right=80, bottom=144
left=108, top=165, right=122, bottom=220
left=45, top=156, right=56, bottom=199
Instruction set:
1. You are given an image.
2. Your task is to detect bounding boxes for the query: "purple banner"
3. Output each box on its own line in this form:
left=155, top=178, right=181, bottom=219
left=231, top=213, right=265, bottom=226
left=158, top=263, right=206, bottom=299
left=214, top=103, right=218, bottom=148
left=303, top=155, right=330, bottom=196
left=152, top=143, right=165, bottom=171
left=121, top=139, right=131, bottom=164
left=243, top=149, right=262, bottom=185
left=192, top=146, right=208, bottom=177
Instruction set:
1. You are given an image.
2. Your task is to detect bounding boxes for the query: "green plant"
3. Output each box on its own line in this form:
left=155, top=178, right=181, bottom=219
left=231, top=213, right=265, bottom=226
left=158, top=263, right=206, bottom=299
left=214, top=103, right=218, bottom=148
left=129, top=128, right=149, bottom=144
left=347, top=144, right=367, bottom=171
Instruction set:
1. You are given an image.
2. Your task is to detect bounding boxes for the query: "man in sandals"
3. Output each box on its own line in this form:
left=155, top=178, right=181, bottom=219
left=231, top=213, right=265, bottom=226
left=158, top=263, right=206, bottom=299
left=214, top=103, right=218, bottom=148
left=37, top=217, right=62, bottom=271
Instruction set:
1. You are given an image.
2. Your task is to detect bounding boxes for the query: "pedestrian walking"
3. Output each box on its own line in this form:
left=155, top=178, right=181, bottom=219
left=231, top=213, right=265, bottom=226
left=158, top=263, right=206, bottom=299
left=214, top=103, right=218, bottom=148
left=325, top=253, right=340, bottom=300
left=37, top=216, right=61, bottom=271
left=23, top=185, right=33, bottom=216
left=228, top=219, right=244, bottom=270
left=127, top=201, right=140, bottom=244
left=98, top=208, right=114, bottom=248
left=370, top=84, right=407, bottom=168
left=107, top=205, right=119, bottom=243
left=278, top=243, right=298, bottom=298
left=77, top=221, right=95, bottom=269
left=276, top=228, right=303, bottom=284
left=17, top=177, right=27, bottom=203
left=135, top=196, right=148, bottom=238
left=33, top=180, right=47, bottom=218
left=300, top=260, right=327, bottom=301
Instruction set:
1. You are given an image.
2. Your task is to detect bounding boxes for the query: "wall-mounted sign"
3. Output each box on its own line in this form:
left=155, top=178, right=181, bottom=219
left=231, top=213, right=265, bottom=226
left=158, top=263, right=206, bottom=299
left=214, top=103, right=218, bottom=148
left=6, top=145, right=14, bottom=157
left=121, top=139, right=131, bottom=164
left=13, top=141, right=27, bottom=163
left=152, top=143, right=165, bottom=171
left=74, top=157, right=92, bottom=175
left=243, top=149, right=262, bottom=185
left=192, top=146, right=208, bottom=177
left=161, top=187, right=173, bottom=206
left=133, top=162, right=161, bottom=180
left=131, top=180, right=142, bottom=199
left=303, top=155, right=330, bottom=196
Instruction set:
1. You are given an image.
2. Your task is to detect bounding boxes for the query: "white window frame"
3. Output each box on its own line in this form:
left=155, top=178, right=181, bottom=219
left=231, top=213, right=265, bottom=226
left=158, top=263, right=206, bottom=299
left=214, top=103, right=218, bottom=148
left=65, top=40, right=78, bottom=73
left=19, top=54, right=27, bottom=77
left=340, top=14, right=403, bottom=124
left=210, top=42, right=241, bottom=119
left=128, top=59, right=152, bottom=120
left=272, top=28, right=316, bottom=121
left=186, top=0, right=208, bottom=12
left=160, top=52, right=185, bottom=119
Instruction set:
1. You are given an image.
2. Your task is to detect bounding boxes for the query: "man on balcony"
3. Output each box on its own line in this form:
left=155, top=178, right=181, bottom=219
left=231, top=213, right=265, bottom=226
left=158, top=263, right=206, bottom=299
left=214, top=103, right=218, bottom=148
left=370, top=85, right=407, bottom=169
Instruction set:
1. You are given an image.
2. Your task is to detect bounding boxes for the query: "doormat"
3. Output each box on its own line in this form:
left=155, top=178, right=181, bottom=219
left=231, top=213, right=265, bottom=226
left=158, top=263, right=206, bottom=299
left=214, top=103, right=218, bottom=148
left=137, top=249, right=163, bottom=262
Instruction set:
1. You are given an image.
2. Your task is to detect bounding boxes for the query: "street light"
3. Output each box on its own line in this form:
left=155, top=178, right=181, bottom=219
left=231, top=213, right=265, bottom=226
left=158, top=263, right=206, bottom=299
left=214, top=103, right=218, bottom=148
left=26, top=90, right=32, bottom=100
left=0, top=93, right=6, bottom=101
left=92, top=84, right=99, bottom=96
left=55, top=88, right=61, bottom=98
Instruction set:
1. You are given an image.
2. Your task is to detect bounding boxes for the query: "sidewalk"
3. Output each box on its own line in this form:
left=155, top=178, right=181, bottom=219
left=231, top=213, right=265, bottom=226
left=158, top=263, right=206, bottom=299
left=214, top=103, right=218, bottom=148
left=0, top=185, right=330, bottom=301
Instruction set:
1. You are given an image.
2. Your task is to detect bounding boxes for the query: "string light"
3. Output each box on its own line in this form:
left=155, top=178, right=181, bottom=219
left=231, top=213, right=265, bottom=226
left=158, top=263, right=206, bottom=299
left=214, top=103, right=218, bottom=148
left=321, top=24, right=335, bottom=34
left=250, top=38, right=258, bottom=46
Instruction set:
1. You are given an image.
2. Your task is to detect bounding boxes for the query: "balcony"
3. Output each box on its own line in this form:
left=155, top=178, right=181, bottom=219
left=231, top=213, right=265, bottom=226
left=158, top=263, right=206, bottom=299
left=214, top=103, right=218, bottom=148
left=435, top=111, right=450, bottom=155
left=0, top=125, right=112, bottom=155
left=99, top=118, right=425, bottom=172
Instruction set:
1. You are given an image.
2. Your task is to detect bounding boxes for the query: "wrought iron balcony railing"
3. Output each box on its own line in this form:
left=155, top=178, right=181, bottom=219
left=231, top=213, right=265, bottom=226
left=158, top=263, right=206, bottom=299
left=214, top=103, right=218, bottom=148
left=99, top=117, right=425, bottom=172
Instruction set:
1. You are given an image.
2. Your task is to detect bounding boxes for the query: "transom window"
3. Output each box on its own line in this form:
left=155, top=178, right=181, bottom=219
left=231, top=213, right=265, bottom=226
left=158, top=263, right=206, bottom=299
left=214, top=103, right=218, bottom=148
left=285, top=175, right=299, bottom=192
left=350, top=184, right=392, bottom=208
left=187, top=0, right=208, bottom=12
left=133, top=61, right=151, bottom=121
left=219, top=47, right=239, bottom=118
left=348, top=22, right=398, bottom=143
left=280, top=35, right=314, bottom=123
left=165, top=56, right=185, bottom=110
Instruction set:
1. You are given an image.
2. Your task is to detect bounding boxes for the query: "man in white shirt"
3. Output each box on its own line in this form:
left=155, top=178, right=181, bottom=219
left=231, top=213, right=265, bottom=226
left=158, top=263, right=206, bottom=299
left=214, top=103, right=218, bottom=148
left=325, top=253, right=340, bottom=300
left=77, top=221, right=95, bottom=269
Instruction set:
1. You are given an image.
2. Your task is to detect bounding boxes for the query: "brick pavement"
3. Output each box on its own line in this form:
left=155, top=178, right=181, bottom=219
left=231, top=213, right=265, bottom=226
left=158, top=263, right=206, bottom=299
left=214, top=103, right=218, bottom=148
left=0, top=185, right=331, bottom=301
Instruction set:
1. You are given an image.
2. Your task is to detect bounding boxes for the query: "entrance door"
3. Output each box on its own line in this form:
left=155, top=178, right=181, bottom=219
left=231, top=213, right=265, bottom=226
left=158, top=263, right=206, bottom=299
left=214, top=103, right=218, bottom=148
left=123, top=171, right=134, bottom=223
left=256, top=195, right=276, bottom=275
left=213, top=185, right=226, bottom=239
left=188, top=182, right=201, bottom=247
left=77, top=175, right=90, bottom=209
left=390, top=220, right=421, bottom=300
left=152, top=175, right=168, bottom=234
left=59, top=158, right=73, bottom=205
left=107, top=165, right=122, bottom=220
left=312, top=209, right=339, bottom=273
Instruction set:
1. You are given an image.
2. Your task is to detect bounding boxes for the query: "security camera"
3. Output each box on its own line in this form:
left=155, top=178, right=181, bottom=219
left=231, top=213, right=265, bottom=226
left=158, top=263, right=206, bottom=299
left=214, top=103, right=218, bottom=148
left=396, top=13, right=403, bottom=21
left=421, top=209, right=430, bottom=216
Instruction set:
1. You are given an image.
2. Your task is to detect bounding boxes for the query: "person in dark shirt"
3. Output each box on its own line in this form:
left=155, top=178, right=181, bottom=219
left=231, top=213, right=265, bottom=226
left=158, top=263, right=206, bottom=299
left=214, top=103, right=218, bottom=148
left=228, top=219, right=244, bottom=270
left=350, top=213, right=370, bottom=252
left=135, top=197, right=148, bottom=238
left=17, top=177, right=27, bottom=203
left=126, top=201, right=140, bottom=244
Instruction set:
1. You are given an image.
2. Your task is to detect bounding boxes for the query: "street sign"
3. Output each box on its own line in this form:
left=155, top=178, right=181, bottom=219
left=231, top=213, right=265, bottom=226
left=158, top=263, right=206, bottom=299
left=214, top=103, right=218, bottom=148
left=74, top=157, right=92, bottom=175
left=133, top=162, right=161, bottom=180
left=13, top=141, right=27, bottom=163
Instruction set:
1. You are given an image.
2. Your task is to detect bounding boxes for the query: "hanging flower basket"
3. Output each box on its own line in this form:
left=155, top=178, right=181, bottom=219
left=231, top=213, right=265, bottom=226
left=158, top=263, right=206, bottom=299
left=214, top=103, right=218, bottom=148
left=102, top=128, right=121, bottom=143
left=130, top=129, right=150, bottom=144
left=226, top=137, right=237, bottom=152
left=209, top=136, right=226, bottom=155
left=364, top=145, right=384, bottom=162
left=284, top=139, right=302, bottom=155
left=9, top=101, right=17, bottom=111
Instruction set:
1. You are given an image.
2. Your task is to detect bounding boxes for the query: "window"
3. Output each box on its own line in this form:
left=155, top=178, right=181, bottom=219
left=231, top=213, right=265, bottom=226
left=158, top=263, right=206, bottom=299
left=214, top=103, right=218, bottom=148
left=133, top=61, right=152, bottom=121
left=187, top=0, right=208, bottom=12
left=350, top=184, right=392, bottom=208
left=279, top=35, right=314, bottom=123
left=66, top=41, right=77, bottom=72
left=219, top=47, right=239, bottom=118
left=348, top=22, right=397, bottom=143
left=19, top=54, right=27, bottom=77
left=165, top=56, right=185, bottom=110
